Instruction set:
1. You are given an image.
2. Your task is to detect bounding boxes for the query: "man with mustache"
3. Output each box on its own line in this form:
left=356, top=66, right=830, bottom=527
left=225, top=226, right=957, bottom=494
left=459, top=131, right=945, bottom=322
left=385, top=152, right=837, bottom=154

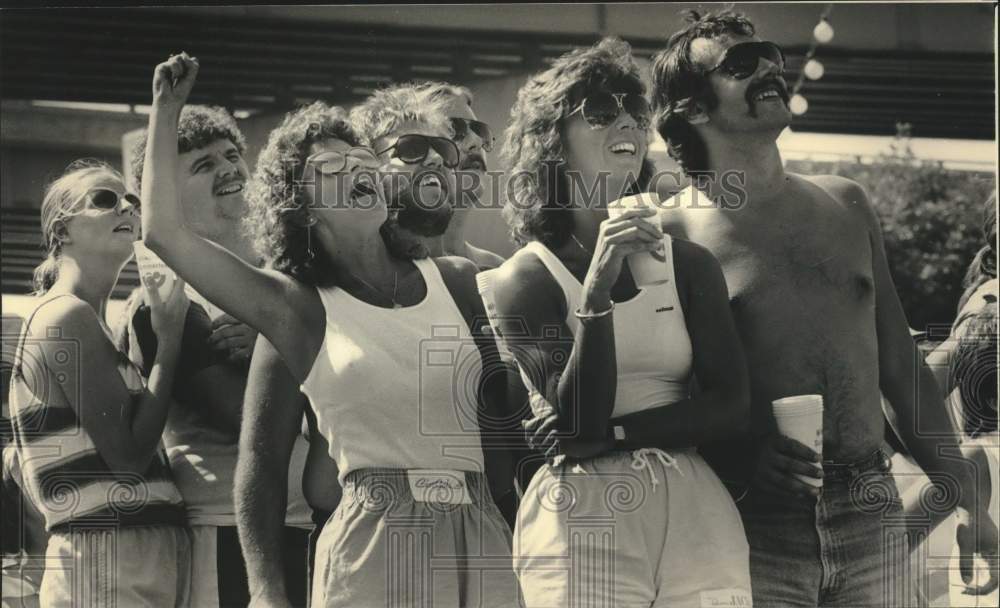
left=118, top=107, right=314, bottom=607
left=415, top=82, right=506, bottom=271
left=648, top=9, right=998, bottom=607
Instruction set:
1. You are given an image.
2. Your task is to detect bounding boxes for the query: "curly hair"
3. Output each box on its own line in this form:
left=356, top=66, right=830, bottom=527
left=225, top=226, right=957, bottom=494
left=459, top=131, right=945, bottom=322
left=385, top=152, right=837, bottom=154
left=958, top=192, right=997, bottom=312
left=650, top=10, right=756, bottom=177
left=129, top=105, right=246, bottom=188
left=412, top=81, right=473, bottom=108
left=33, top=159, right=125, bottom=294
left=951, top=306, right=998, bottom=438
left=501, top=37, right=655, bottom=249
left=244, top=101, right=360, bottom=287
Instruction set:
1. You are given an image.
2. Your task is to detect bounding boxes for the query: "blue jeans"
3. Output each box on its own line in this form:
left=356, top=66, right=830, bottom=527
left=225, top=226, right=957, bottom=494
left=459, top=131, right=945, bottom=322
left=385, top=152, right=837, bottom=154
left=738, top=449, right=918, bottom=607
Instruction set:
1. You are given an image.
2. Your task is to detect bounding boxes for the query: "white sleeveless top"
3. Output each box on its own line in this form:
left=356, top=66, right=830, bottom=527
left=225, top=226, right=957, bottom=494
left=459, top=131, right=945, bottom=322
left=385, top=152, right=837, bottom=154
left=300, top=258, right=485, bottom=484
left=513, top=238, right=693, bottom=418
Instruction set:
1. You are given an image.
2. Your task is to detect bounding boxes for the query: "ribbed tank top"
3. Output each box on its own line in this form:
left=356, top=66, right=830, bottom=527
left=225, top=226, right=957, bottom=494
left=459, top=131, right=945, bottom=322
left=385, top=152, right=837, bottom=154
left=300, top=258, right=485, bottom=484
left=9, top=294, right=186, bottom=532
left=514, top=238, right=693, bottom=417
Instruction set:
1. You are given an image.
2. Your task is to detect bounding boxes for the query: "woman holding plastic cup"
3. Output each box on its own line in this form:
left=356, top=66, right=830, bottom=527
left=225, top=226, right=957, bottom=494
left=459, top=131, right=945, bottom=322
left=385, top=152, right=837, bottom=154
left=9, top=160, right=191, bottom=606
left=490, top=38, right=753, bottom=606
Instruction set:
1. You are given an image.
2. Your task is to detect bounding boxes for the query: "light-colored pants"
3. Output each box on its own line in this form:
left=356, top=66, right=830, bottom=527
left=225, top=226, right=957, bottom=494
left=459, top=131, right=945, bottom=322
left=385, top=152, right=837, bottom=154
left=514, top=448, right=752, bottom=608
left=312, top=468, right=522, bottom=608
left=40, top=525, right=191, bottom=607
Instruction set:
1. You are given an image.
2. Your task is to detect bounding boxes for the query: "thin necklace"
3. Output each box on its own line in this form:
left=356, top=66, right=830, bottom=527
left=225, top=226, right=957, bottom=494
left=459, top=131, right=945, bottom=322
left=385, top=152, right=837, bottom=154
left=570, top=233, right=593, bottom=257
left=343, top=268, right=400, bottom=309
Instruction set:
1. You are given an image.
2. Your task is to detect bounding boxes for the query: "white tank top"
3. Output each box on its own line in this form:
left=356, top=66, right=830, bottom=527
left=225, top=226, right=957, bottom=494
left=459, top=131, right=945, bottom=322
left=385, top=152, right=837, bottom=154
left=515, top=238, right=693, bottom=417
left=300, top=258, right=485, bottom=483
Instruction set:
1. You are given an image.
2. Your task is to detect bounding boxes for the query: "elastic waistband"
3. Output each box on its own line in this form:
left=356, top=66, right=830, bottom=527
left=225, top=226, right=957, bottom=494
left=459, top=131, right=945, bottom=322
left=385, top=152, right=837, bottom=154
left=822, top=448, right=892, bottom=482
left=341, top=468, right=491, bottom=507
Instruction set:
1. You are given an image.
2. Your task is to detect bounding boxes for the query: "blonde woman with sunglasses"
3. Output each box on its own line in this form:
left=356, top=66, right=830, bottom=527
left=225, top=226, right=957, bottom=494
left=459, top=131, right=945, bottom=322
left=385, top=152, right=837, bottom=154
left=8, top=160, right=191, bottom=607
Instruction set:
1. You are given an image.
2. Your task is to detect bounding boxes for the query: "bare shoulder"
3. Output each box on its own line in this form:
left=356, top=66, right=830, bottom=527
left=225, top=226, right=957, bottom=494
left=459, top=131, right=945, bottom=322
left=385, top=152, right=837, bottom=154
left=799, top=173, right=877, bottom=225
left=490, top=247, right=563, bottom=319
left=465, top=244, right=506, bottom=271
left=433, top=255, right=479, bottom=285
left=432, top=255, right=481, bottom=316
left=27, top=296, right=103, bottom=340
left=671, top=237, right=727, bottom=297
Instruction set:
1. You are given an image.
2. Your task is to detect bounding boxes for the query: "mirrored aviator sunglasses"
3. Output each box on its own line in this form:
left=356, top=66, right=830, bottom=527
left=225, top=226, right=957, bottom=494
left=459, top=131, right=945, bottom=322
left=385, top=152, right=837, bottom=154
left=86, top=188, right=141, bottom=212
left=308, top=148, right=381, bottom=176
left=381, top=134, right=460, bottom=169
left=708, top=41, right=786, bottom=80
left=448, top=117, right=495, bottom=152
left=572, top=92, right=651, bottom=130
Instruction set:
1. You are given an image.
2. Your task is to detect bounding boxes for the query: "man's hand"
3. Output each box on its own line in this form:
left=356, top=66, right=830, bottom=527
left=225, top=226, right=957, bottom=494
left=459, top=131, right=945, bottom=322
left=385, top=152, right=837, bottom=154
left=152, top=52, right=198, bottom=111
left=956, top=506, right=1000, bottom=596
left=208, top=313, right=258, bottom=363
left=523, top=411, right=560, bottom=459
left=751, top=433, right=824, bottom=500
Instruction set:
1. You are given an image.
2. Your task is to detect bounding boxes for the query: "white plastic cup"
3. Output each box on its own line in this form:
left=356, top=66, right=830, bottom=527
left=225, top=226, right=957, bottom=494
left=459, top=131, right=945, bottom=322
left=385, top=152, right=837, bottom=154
left=606, top=193, right=670, bottom=287
left=772, top=394, right=824, bottom=488
left=133, top=241, right=175, bottom=304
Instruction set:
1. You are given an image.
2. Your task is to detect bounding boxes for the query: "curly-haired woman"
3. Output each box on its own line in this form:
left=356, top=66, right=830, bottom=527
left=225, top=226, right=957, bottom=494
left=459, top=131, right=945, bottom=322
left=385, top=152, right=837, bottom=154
left=139, top=54, right=519, bottom=607
left=488, top=38, right=752, bottom=606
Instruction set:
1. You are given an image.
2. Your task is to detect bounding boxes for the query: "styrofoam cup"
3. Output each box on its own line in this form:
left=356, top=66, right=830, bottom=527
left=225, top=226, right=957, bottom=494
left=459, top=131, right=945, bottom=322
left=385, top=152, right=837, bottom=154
left=606, top=193, right=669, bottom=287
left=772, top=394, right=824, bottom=487
left=133, top=241, right=175, bottom=304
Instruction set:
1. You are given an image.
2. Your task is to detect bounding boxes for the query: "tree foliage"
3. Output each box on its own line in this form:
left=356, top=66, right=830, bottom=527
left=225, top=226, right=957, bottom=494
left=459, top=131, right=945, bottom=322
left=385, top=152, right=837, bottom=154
left=787, top=126, right=995, bottom=331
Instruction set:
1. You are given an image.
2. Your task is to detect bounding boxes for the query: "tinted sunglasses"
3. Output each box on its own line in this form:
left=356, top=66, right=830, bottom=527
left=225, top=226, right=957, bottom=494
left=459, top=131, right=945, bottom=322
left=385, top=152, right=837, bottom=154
left=566, top=92, right=651, bottom=130
left=377, top=134, right=460, bottom=169
left=81, top=188, right=141, bottom=212
left=448, top=117, right=494, bottom=152
left=707, top=41, right=785, bottom=80
left=306, top=147, right=381, bottom=176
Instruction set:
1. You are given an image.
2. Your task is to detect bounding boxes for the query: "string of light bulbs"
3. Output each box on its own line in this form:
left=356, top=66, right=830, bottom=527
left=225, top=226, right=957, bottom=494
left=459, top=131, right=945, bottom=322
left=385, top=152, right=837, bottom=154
left=789, top=4, right=835, bottom=116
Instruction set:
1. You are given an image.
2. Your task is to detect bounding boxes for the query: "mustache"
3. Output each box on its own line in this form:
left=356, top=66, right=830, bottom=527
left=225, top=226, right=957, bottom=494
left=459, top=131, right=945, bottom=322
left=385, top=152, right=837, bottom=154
left=459, top=152, right=487, bottom=171
left=746, top=76, right=790, bottom=104
left=382, top=168, right=454, bottom=237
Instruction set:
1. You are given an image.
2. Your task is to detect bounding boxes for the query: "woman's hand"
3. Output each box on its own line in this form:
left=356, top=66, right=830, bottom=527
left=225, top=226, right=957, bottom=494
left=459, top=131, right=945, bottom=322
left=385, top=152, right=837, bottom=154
left=581, top=207, right=662, bottom=312
left=148, top=276, right=189, bottom=351
left=152, top=52, right=199, bottom=112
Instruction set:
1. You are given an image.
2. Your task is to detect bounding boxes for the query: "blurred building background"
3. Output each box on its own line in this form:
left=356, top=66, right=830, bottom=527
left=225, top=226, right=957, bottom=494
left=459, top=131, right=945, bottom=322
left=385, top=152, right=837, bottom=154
left=1, top=3, right=996, bottom=317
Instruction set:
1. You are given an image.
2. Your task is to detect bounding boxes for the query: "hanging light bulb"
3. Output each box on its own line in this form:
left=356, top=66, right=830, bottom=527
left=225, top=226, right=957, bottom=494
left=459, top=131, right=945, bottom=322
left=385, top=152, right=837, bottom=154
left=804, top=59, right=825, bottom=80
left=789, top=94, right=809, bottom=115
left=813, top=18, right=835, bottom=44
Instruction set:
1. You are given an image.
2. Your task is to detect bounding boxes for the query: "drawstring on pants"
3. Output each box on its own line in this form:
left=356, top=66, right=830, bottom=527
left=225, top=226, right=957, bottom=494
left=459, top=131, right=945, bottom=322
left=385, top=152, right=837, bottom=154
left=630, top=448, right=683, bottom=492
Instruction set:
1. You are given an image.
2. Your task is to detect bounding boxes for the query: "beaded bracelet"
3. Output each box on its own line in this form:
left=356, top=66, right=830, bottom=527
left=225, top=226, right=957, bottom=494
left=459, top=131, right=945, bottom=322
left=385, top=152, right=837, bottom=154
left=574, top=301, right=615, bottom=320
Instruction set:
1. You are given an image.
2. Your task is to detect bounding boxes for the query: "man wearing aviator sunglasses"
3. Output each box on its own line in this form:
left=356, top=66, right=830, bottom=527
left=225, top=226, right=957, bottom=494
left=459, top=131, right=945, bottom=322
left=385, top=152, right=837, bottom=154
left=651, top=10, right=998, bottom=607
left=350, top=85, right=462, bottom=258
left=415, top=82, right=507, bottom=272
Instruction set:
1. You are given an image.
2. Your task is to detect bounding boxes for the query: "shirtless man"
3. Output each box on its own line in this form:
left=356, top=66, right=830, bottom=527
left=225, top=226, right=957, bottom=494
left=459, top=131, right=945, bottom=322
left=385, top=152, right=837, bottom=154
left=414, top=82, right=506, bottom=270
left=648, top=9, right=998, bottom=606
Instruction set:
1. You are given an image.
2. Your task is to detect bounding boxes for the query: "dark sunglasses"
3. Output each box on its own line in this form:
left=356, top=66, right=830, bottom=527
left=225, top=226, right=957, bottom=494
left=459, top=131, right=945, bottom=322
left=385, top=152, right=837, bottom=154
left=707, top=41, right=785, bottom=80
left=566, top=92, right=651, bottom=130
left=448, top=117, right=494, bottom=152
left=377, top=134, right=460, bottom=169
left=306, top=147, right=381, bottom=176
left=82, top=188, right=141, bottom=212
